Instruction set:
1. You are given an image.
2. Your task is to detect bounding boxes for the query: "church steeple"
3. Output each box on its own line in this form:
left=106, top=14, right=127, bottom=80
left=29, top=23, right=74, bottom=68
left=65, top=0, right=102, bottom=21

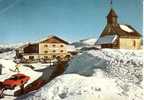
left=107, top=8, right=118, bottom=25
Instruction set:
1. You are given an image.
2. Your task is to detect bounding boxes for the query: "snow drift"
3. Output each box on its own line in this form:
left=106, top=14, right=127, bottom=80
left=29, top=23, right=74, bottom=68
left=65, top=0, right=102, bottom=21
left=17, top=49, right=143, bottom=100
left=65, top=49, right=143, bottom=83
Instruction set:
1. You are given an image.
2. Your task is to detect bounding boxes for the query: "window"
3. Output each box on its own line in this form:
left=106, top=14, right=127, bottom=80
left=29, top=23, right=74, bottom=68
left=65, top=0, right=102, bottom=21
left=53, top=55, right=56, bottom=58
left=53, top=50, right=56, bottom=52
left=60, top=45, right=64, bottom=47
left=29, top=56, right=34, bottom=60
left=44, top=45, right=48, bottom=47
left=44, top=51, right=48, bottom=53
left=44, top=56, right=48, bottom=59
left=52, top=44, right=56, bottom=47
left=60, top=50, right=64, bottom=52
left=133, top=40, right=136, bottom=47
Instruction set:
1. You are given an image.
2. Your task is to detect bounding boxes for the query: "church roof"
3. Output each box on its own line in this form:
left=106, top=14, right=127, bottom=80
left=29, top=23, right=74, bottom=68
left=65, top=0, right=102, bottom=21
left=100, top=24, right=142, bottom=37
left=96, top=35, right=118, bottom=44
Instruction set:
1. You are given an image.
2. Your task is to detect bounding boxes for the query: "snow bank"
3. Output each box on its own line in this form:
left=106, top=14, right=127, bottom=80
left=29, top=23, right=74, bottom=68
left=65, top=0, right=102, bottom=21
left=18, top=74, right=125, bottom=100
left=18, top=73, right=143, bottom=100
left=0, top=50, right=15, bottom=60
left=17, top=49, right=143, bottom=100
left=65, top=49, right=143, bottom=83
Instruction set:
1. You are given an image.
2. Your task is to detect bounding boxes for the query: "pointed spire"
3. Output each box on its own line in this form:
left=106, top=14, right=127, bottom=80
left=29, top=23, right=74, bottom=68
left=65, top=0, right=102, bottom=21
left=107, top=8, right=118, bottom=25
left=107, top=8, right=117, bottom=17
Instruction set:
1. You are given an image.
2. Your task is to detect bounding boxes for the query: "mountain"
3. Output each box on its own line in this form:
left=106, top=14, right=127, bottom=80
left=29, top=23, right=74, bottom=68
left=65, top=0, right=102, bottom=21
left=72, top=38, right=97, bottom=48
left=0, top=42, right=27, bottom=53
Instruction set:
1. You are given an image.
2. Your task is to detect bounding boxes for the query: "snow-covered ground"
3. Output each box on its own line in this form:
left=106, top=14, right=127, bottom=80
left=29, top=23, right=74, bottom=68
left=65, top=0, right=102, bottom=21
left=17, top=49, right=143, bottom=100
left=0, top=51, right=42, bottom=98
left=0, top=59, right=42, bottom=96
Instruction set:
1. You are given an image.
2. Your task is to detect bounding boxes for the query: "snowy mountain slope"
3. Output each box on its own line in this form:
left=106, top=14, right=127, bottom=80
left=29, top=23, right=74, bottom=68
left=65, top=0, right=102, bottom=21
left=80, top=38, right=97, bottom=45
left=0, top=42, right=28, bottom=49
left=17, top=49, right=143, bottom=100
left=72, top=38, right=97, bottom=48
left=0, top=42, right=27, bottom=53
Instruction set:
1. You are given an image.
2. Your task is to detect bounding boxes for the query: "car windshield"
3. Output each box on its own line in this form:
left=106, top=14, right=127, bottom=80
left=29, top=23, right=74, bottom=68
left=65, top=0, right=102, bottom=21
left=9, top=76, right=18, bottom=80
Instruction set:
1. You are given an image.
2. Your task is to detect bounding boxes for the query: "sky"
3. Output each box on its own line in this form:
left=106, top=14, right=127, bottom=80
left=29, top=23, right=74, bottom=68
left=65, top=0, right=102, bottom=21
left=0, top=0, right=142, bottom=43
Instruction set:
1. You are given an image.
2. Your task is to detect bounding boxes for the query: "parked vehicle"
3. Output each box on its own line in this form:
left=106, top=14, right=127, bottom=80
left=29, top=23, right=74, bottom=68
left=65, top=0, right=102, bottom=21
left=3, top=74, right=30, bottom=90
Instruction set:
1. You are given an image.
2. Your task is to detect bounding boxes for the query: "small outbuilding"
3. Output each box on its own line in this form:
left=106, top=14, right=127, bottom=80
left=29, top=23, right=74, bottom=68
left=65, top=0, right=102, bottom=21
left=96, top=8, right=142, bottom=49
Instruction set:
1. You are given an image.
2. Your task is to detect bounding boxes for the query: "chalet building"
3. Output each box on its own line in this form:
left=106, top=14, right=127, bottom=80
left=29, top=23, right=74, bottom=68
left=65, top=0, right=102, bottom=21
left=96, top=8, right=142, bottom=49
left=16, top=36, right=76, bottom=62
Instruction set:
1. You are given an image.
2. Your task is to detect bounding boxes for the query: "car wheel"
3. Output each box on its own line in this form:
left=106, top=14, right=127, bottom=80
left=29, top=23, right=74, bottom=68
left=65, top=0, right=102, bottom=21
left=21, top=81, right=24, bottom=84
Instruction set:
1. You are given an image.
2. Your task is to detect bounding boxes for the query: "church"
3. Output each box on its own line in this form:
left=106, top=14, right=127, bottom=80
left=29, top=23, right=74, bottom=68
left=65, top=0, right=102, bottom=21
left=96, top=8, right=142, bottom=49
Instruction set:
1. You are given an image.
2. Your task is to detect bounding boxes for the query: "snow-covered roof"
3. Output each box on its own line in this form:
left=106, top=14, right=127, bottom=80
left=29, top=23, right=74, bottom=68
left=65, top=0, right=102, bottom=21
left=96, top=35, right=118, bottom=44
left=120, top=25, right=134, bottom=32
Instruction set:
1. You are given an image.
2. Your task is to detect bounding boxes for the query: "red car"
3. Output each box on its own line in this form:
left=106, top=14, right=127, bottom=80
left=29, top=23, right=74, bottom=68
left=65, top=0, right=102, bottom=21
left=3, top=74, right=30, bottom=90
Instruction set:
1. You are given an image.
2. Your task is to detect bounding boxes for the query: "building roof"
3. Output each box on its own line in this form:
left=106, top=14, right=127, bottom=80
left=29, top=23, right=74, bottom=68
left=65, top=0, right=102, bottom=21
left=101, top=24, right=142, bottom=37
left=96, top=35, right=118, bottom=44
left=23, top=43, right=39, bottom=53
left=39, top=35, right=69, bottom=44
left=119, top=25, right=134, bottom=32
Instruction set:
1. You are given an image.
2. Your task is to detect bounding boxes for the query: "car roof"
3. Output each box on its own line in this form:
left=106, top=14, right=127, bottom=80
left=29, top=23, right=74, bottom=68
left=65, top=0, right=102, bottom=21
left=12, top=73, right=26, bottom=77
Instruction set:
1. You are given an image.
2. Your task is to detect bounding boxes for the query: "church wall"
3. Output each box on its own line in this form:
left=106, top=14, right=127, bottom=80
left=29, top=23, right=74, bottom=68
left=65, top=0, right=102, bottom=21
left=119, top=38, right=141, bottom=49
